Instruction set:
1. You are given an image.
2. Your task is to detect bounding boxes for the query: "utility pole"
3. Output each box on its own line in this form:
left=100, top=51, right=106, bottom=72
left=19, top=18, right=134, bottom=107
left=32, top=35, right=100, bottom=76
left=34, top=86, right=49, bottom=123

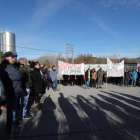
left=66, top=44, right=74, bottom=63
left=66, top=44, right=68, bottom=63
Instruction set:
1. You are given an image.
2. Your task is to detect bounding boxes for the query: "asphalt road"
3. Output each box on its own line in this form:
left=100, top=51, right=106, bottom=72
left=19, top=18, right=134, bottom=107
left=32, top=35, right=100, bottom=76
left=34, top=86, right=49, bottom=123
left=0, top=84, right=140, bottom=140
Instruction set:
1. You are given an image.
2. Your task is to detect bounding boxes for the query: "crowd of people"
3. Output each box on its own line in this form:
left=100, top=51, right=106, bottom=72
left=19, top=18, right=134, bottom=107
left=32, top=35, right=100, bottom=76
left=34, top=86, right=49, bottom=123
left=63, top=67, right=106, bottom=89
left=0, top=51, right=140, bottom=135
left=124, top=69, right=139, bottom=87
left=63, top=68, right=140, bottom=88
left=0, top=51, right=59, bottom=134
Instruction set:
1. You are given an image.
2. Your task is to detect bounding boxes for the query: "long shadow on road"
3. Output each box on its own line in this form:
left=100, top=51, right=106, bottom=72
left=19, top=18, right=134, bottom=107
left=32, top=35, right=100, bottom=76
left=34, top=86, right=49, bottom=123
left=99, top=91, right=140, bottom=120
left=1, top=91, right=140, bottom=140
left=110, top=90, right=140, bottom=102
left=91, top=91, right=140, bottom=140
left=58, top=93, right=92, bottom=140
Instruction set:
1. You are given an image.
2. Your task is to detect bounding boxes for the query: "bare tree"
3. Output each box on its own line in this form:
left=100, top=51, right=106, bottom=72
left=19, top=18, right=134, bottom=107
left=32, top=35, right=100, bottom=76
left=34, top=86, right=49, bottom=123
left=36, top=53, right=66, bottom=68
left=110, top=54, right=119, bottom=63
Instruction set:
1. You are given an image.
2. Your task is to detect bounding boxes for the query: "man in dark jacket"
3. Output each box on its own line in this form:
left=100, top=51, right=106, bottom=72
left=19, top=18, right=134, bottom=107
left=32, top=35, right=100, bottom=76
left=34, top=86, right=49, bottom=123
left=97, top=68, right=104, bottom=89
left=0, top=52, right=23, bottom=134
left=124, top=70, right=130, bottom=87
left=19, top=58, right=33, bottom=119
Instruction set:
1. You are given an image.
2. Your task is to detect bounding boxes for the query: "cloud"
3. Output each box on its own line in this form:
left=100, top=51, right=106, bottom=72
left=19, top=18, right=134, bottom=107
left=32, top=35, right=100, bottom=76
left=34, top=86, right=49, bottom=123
left=89, top=17, right=117, bottom=35
left=66, top=2, right=117, bottom=37
left=115, top=49, right=128, bottom=52
left=93, top=52, right=139, bottom=58
left=99, top=0, right=139, bottom=8
left=131, top=48, right=140, bottom=50
left=99, top=0, right=116, bottom=7
left=32, top=0, right=69, bottom=26
left=32, top=0, right=117, bottom=39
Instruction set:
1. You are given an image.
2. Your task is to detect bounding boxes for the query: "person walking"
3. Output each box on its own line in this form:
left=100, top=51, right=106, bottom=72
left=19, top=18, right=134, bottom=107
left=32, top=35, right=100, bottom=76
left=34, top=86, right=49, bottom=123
left=130, top=69, right=138, bottom=87
left=85, top=68, right=91, bottom=89
left=91, top=69, right=97, bottom=88
left=124, top=70, right=130, bottom=87
left=97, top=68, right=104, bottom=89
left=19, top=58, right=33, bottom=119
left=0, top=52, right=23, bottom=134
left=32, top=62, right=45, bottom=109
left=50, top=66, right=59, bottom=91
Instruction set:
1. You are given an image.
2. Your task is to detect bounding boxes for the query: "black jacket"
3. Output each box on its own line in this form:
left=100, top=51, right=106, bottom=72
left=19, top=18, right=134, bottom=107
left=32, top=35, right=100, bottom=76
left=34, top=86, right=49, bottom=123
left=32, top=68, right=44, bottom=93
left=42, top=68, right=48, bottom=75
left=20, top=65, right=33, bottom=89
left=85, top=70, right=91, bottom=81
left=63, top=75, right=69, bottom=81
left=0, top=60, right=23, bottom=98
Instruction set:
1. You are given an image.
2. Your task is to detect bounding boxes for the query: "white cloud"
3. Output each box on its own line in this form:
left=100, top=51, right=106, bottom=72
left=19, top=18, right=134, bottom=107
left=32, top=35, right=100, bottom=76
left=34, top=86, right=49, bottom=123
left=66, top=2, right=117, bottom=37
left=93, top=52, right=139, bottom=58
left=115, top=49, right=128, bottom=52
left=131, top=48, right=140, bottom=50
left=32, top=0, right=69, bottom=26
left=89, top=17, right=117, bottom=35
left=99, top=0, right=139, bottom=8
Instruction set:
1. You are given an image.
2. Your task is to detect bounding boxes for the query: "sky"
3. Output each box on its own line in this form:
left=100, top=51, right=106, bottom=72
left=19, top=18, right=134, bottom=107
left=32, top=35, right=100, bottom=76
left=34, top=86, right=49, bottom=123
left=0, top=0, right=140, bottom=59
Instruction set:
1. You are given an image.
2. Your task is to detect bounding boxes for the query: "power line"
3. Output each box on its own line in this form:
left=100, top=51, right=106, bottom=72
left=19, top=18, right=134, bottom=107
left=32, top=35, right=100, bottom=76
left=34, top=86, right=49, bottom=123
left=72, top=0, right=129, bottom=43
left=18, top=53, right=42, bottom=55
left=83, top=1, right=140, bottom=39
left=73, top=1, right=139, bottom=43
left=0, top=44, right=69, bottom=54
left=16, top=46, right=66, bottom=54
left=0, top=44, right=79, bottom=56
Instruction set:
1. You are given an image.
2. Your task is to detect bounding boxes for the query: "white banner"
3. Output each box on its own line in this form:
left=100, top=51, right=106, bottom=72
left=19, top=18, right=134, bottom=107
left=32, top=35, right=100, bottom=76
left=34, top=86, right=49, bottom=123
left=107, top=58, right=124, bottom=77
left=58, top=61, right=84, bottom=75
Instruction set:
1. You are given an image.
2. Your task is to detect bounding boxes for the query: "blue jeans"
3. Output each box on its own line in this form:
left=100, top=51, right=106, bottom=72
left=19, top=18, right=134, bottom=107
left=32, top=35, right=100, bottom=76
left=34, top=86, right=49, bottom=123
left=125, top=79, right=129, bottom=86
left=131, top=78, right=136, bottom=86
left=52, top=79, right=57, bottom=89
left=21, top=89, right=30, bottom=117
left=102, top=81, right=104, bottom=85
left=83, top=79, right=85, bottom=85
left=6, top=96, right=18, bottom=133
left=120, top=77, right=123, bottom=85
left=86, top=78, right=90, bottom=87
